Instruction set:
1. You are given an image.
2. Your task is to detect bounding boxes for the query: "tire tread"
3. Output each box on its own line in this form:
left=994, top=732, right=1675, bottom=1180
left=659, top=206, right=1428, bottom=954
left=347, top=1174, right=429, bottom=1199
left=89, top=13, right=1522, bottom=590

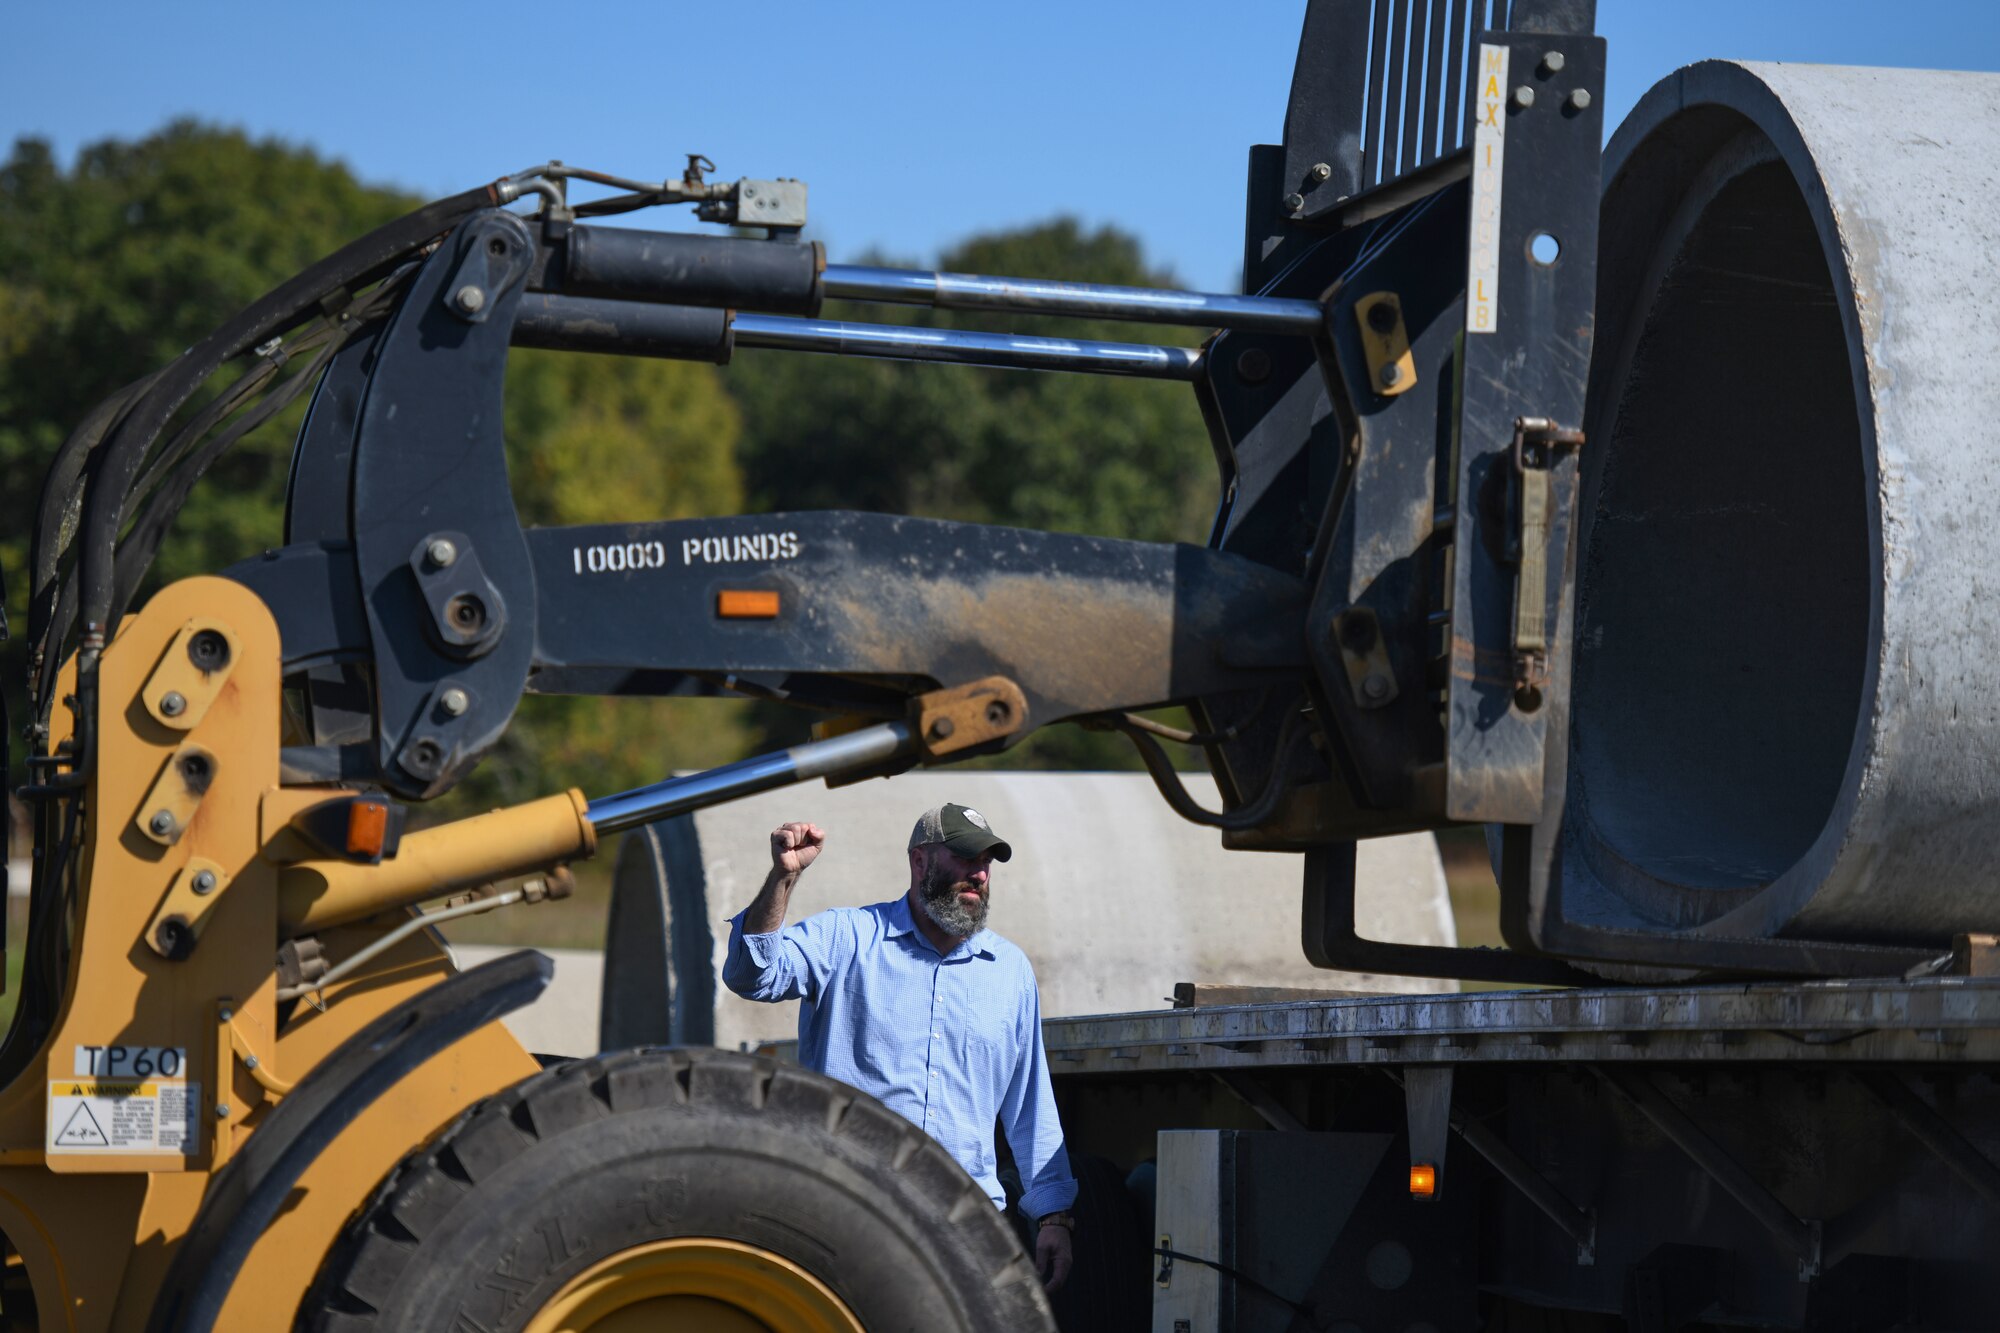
left=297, top=1047, right=1050, bottom=1332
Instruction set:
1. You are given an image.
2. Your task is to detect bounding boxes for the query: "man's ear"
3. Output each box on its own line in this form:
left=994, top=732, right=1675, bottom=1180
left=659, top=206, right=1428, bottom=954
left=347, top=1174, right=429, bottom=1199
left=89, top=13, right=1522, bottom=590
left=908, top=846, right=926, bottom=883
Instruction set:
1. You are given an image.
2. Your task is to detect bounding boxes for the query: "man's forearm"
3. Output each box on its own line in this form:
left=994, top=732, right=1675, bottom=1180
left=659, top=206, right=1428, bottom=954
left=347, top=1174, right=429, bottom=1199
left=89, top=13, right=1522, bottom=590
left=743, top=867, right=799, bottom=935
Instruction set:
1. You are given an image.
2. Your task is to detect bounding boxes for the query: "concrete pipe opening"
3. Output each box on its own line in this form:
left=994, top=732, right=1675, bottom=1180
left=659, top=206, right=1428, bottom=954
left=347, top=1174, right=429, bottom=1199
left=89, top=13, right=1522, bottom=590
left=1555, top=61, right=2000, bottom=950
left=1576, top=130, right=1869, bottom=899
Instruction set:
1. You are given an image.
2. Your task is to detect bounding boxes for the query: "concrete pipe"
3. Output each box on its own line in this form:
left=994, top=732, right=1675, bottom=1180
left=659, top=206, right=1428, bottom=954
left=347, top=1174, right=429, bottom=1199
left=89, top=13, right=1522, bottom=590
left=1554, top=61, right=2000, bottom=956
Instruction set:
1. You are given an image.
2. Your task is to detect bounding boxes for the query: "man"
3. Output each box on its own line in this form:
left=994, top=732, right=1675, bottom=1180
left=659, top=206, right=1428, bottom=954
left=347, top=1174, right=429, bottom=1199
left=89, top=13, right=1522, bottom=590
left=722, top=802, right=1077, bottom=1292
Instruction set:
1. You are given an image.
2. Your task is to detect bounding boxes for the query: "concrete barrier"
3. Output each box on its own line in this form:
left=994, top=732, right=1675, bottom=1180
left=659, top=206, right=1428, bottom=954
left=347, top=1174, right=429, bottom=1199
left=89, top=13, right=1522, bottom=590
left=551, top=772, right=1455, bottom=1057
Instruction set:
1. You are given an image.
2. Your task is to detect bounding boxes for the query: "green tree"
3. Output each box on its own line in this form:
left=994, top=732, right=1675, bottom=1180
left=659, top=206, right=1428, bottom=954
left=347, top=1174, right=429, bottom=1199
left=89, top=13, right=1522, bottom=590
left=724, top=218, right=1220, bottom=767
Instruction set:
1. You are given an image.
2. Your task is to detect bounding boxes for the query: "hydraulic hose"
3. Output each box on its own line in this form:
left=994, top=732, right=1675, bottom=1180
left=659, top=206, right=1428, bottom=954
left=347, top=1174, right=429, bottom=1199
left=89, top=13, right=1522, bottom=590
left=73, top=184, right=504, bottom=662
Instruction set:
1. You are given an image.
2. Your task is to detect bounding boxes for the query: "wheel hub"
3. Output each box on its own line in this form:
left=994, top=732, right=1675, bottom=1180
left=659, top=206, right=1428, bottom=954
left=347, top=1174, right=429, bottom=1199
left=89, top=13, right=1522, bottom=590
left=523, top=1236, right=865, bottom=1333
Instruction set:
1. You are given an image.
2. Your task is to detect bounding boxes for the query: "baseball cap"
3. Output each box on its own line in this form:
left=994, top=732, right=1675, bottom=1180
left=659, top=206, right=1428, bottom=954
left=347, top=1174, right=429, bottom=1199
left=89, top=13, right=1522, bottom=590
left=909, top=802, right=1013, bottom=862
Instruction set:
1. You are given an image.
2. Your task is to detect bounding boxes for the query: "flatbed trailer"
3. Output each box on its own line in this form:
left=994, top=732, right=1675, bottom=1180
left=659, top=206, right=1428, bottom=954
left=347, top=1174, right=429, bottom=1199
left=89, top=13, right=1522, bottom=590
left=1041, top=978, right=2000, bottom=1331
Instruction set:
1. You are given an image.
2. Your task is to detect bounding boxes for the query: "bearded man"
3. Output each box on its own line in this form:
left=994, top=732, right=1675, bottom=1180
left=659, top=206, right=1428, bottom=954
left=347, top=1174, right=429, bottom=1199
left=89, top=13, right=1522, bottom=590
left=722, top=803, right=1077, bottom=1292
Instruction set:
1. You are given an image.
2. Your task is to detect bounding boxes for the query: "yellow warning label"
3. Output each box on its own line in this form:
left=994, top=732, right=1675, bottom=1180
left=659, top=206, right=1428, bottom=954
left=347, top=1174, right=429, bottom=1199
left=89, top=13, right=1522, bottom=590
left=47, top=1079, right=198, bottom=1155
left=61, top=1080, right=158, bottom=1097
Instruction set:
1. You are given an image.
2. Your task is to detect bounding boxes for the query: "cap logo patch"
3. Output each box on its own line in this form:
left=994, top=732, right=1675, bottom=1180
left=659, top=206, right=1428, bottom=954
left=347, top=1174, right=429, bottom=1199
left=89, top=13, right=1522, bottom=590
left=961, top=808, right=989, bottom=829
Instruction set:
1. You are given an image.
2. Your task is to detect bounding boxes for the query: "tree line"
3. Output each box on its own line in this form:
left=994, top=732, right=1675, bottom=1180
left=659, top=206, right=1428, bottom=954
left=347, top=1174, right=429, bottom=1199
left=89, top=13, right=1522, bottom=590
left=1, top=123, right=1218, bottom=813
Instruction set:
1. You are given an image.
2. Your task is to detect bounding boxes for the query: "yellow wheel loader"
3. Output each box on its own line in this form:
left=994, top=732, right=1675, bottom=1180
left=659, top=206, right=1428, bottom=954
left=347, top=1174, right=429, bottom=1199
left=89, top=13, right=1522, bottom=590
left=0, top=0, right=1738, bottom=1326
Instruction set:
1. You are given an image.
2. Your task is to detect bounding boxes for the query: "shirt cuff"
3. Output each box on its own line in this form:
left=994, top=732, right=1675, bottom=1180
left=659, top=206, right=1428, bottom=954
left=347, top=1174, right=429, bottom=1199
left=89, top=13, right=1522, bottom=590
left=1019, top=1178, right=1079, bottom=1220
left=739, top=929, right=783, bottom=968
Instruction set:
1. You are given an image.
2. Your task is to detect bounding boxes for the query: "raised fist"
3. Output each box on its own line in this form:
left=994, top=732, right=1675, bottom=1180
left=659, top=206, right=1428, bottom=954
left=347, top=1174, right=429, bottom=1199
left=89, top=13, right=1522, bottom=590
left=770, top=821, right=826, bottom=875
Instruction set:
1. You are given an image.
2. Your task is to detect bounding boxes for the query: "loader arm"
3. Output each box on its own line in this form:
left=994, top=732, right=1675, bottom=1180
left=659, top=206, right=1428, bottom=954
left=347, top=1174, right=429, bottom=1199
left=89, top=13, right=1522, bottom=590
left=3, top=4, right=1611, bottom=1324
left=15, top=1, right=1607, bottom=1004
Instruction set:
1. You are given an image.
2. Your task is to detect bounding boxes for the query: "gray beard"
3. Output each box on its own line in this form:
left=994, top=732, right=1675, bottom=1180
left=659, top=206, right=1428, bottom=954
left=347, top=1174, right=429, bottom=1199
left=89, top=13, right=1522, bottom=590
left=920, top=861, right=988, bottom=937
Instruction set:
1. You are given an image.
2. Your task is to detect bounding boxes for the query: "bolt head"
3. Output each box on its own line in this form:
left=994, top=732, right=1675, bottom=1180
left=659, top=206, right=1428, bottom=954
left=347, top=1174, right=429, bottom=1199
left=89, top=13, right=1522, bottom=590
left=426, top=538, right=458, bottom=569
left=1567, top=88, right=1593, bottom=111
left=1310, top=162, right=1332, bottom=182
left=440, top=686, right=470, bottom=717
left=453, top=284, right=487, bottom=314
left=1512, top=85, right=1536, bottom=110
left=1541, top=50, right=1566, bottom=74
left=192, top=869, right=218, bottom=895
left=219, top=1007, right=233, bottom=1022
left=1362, top=673, right=1393, bottom=702
left=1235, top=347, right=1273, bottom=385
left=159, top=691, right=187, bottom=717
left=215, top=1104, right=231, bottom=1119
left=149, top=810, right=176, bottom=836
left=244, top=1055, right=259, bottom=1070
left=1380, top=363, right=1403, bottom=387
left=928, top=717, right=956, bottom=741
left=1283, top=192, right=1306, bottom=213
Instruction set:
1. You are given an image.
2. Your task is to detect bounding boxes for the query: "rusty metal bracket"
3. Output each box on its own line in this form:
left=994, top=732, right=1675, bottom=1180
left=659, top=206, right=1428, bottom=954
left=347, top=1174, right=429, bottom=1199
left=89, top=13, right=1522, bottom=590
left=134, top=743, right=218, bottom=847
left=910, top=676, right=1028, bottom=760
left=146, top=857, right=230, bottom=961
left=1508, top=416, right=1585, bottom=709
left=1330, top=605, right=1399, bottom=710
left=141, top=619, right=238, bottom=731
left=1353, top=291, right=1416, bottom=397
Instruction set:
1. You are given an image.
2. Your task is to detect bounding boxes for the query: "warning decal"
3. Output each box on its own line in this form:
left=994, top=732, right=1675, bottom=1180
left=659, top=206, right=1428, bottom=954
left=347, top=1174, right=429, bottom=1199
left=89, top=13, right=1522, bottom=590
left=47, top=1079, right=199, bottom=1155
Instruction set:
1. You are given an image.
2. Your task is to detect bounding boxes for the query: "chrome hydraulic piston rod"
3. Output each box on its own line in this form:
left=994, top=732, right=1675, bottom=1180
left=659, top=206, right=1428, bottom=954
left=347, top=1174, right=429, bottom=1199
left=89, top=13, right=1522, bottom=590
left=730, top=312, right=1204, bottom=380
left=585, top=721, right=916, bottom=835
left=281, top=723, right=918, bottom=933
left=822, top=263, right=1326, bottom=335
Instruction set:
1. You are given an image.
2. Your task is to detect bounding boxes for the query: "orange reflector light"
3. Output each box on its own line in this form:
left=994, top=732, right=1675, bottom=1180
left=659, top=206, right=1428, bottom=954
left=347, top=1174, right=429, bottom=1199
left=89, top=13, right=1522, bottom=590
left=1409, top=1163, right=1438, bottom=1198
left=346, top=800, right=388, bottom=858
left=717, top=589, right=781, bottom=619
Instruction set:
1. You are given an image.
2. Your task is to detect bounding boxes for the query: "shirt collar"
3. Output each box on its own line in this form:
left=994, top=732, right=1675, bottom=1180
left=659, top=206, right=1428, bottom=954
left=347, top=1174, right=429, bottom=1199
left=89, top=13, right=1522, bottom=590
left=885, top=895, right=997, bottom=960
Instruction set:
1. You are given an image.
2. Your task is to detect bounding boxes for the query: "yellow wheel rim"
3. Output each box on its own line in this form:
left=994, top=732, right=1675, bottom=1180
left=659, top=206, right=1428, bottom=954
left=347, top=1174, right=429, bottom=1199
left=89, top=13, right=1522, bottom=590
left=522, top=1236, right=866, bottom=1333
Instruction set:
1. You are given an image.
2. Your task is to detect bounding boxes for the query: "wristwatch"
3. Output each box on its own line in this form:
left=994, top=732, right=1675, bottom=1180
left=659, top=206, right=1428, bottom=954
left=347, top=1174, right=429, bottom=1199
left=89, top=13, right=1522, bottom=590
left=1037, top=1211, right=1075, bottom=1231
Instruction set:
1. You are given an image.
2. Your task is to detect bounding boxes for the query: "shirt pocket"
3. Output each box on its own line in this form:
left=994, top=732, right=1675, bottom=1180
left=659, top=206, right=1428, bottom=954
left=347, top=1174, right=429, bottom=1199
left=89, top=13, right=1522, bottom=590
left=962, top=1010, right=1016, bottom=1088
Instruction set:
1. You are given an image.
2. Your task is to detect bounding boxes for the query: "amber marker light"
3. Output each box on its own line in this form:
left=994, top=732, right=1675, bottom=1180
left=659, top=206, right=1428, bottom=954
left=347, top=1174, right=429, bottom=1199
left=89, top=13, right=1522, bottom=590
left=717, top=589, right=782, bottom=619
left=1409, top=1163, right=1438, bottom=1199
left=346, top=800, right=389, bottom=858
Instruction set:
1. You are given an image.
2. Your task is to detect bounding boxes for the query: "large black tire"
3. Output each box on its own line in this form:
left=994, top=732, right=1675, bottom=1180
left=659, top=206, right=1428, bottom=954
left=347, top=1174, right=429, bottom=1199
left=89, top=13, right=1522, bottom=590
left=300, top=1048, right=1054, bottom=1332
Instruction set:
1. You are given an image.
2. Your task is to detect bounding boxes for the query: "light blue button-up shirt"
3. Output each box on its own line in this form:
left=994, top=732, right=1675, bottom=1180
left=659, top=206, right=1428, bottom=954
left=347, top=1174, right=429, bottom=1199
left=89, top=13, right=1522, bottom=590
left=723, top=895, right=1078, bottom=1219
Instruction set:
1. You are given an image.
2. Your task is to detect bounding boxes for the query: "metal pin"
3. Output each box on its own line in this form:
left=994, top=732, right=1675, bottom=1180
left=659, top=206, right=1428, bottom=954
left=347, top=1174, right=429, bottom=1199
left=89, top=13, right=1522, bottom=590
left=453, top=285, right=486, bottom=314
left=192, top=869, right=218, bottom=895
left=159, top=691, right=187, bottom=717
left=426, top=538, right=458, bottom=569
left=440, top=687, right=470, bottom=717
left=149, top=810, right=176, bottom=837
left=1512, top=85, right=1536, bottom=110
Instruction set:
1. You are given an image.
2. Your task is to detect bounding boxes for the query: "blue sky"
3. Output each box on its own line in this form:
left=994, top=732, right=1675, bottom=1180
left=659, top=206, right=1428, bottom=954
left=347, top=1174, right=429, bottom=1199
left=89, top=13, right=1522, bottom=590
left=8, top=2, right=1997, bottom=292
